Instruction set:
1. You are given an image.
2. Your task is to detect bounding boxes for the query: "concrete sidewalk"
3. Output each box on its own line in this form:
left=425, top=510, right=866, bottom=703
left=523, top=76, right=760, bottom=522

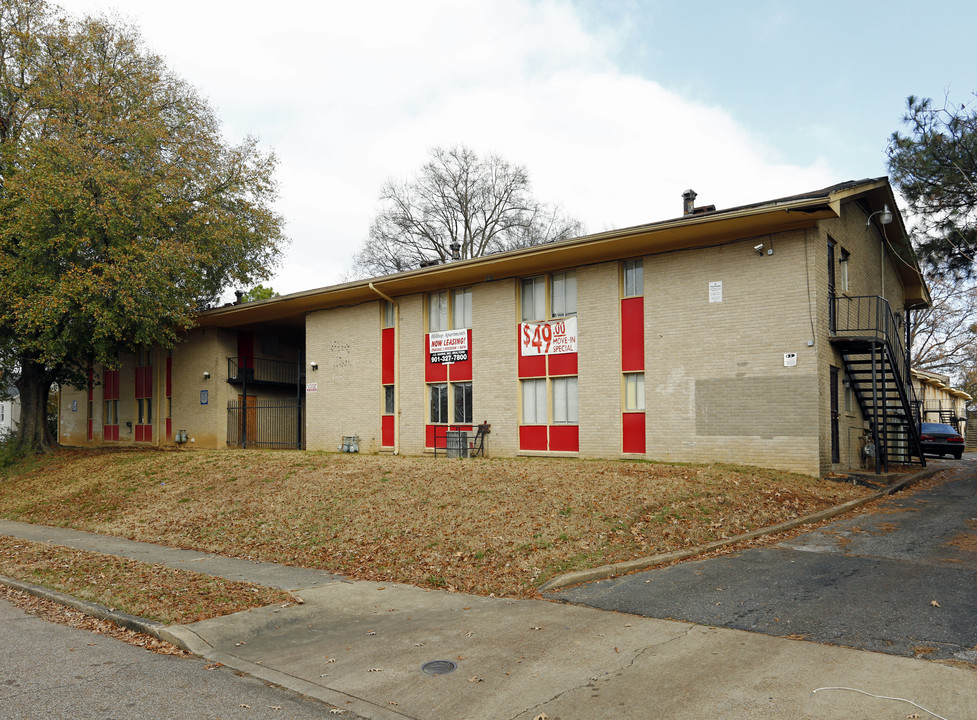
left=2, top=519, right=975, bottom=719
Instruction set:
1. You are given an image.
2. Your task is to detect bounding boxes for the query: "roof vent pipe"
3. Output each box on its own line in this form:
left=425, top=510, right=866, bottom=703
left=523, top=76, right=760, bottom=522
left=682, top=189, right=697, bottom=215
left=449, top=242, right=461, bottom=261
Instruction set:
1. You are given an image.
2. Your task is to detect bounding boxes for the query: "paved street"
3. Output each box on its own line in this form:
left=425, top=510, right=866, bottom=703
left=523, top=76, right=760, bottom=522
left=0, top=597, right=355, bottom=720
left=548, top=460, right=977, bottom=664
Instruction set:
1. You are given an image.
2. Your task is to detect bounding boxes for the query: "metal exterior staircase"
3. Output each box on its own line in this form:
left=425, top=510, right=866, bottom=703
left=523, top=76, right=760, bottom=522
left=831, top=295, right=925, bottom=473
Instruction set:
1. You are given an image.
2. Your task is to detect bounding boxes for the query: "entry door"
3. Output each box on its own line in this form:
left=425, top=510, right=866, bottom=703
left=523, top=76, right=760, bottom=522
left=827, top=240, right=836, bottom=332
left=238, top=395, right=257, bottom=447
left=830, top=367, right=840, bottom=463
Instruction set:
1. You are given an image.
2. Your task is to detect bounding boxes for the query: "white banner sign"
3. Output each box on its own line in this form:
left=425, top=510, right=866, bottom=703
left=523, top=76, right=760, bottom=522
left=520, top=317, right=578, bottom=356
left=429, top=329, right=469, bottom=364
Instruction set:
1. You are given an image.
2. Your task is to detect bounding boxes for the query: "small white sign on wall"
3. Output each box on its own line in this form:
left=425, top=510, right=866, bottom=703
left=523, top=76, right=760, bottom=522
left=709, top=281, right=723, bottom=303
left=784, top=352, right=797, bottom=367
left=306, top=383, right=318, bottom=392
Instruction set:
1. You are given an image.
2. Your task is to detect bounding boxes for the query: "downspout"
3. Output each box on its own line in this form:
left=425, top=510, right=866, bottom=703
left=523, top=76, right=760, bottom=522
left=369, top=282, right=400, bottom=455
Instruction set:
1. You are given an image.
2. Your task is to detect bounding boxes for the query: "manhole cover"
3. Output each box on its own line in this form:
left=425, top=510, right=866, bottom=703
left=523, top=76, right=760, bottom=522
left=421, top=660, right=457, bottom=675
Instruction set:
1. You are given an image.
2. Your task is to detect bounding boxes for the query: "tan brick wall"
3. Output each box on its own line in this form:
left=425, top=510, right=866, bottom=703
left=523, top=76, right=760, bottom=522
left=57, top=385, right=89, bottom=445
left=395, top=294, right=426, bottom=454
left=643, top=229, right=821, bottom=474
left=305, top=301, right=383, bottom=452
left=578, top=262, right=623, bottom=456
left=472, top=279, right=518, bottom=455
left=170, top=328, right=237, bottom=448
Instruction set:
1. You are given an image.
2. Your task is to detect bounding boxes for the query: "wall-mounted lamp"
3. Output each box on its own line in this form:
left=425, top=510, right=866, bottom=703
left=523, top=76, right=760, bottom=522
left=310, top=361, right=318, bottom=371
left=865, top=204, right=893, bottom=227
left=203, top=371, right=210, bottom=380
left=754, top=243, right=764, bottom=255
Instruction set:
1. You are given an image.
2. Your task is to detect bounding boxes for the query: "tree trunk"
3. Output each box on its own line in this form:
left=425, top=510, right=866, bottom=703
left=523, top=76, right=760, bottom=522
left=13, top=355, right=55, bottom=454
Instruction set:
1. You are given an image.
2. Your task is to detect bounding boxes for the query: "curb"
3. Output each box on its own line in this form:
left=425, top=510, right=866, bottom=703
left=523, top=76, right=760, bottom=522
left=0, top=574, right=175, bottom=642
left=537, top=467, right=941, bottom=593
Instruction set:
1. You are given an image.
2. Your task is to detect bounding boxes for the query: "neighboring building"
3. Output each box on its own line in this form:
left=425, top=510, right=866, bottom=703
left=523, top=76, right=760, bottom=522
left=912, top=368, right=970, bottom=433
left=58, top=177, right=933, bottom=476
left=1, top=385, right=20, bottom=438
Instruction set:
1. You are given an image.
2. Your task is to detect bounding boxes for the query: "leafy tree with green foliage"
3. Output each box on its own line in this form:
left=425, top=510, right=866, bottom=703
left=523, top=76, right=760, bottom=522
left=240, top=284, right=279, bottom=303
left=887, top=94, right=977, bottom=276
left=353, top=145, right=582, bottom=276
left=0, top=0, right=286, bottom=453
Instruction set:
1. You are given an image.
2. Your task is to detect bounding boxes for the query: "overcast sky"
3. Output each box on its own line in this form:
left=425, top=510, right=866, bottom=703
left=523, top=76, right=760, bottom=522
left=53, top=0, right=977, bottom=295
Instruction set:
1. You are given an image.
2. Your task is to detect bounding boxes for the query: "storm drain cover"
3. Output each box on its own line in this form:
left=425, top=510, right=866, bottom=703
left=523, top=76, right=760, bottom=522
left=421, top=660, right=457, bottom=675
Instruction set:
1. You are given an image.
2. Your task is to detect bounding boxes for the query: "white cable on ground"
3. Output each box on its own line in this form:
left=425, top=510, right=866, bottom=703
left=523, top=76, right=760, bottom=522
left=812, top=686, right=950, bottom=720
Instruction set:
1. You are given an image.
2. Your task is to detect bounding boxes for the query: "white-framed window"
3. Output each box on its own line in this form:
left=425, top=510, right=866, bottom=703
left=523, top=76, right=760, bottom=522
left=551, top=271, right=577, bottom=318
left=104, top=400, right=118, bottom=425
left=839, top=248, right=850, bottom=293
left=623, top=259, right=643, bottom=297
left=383, top=385, right=395, bottom=415
left=552, top=376, right=579, bottom=424
left=452, top=288, right=472, bottom=329
left=453, top=382, right=472, bottom=423
left=521, top=378, right=547, bottom=424
left=430, top=383, right=449, bottom=423
left=625, top=373, right=645, bottom=411
left=137, top=398, right=153, bottom=425
left=428, top=291, right=448, bottom=332
left=521, top=276, right=546, bottom=322
left=382, top=301, right=396, bottom=328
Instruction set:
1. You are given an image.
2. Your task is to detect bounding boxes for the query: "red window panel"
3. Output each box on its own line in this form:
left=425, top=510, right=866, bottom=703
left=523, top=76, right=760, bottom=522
left=448, top=329, right=472, bottom=381
left=165, top=418, right=172, bottom=441
left=425, top=335, right=448, bottom=383
left=621, top=297, right=644, bottom=372
left=549, top=425, right=579, bottom=452
left=381, top=415, right=395, bottom=447
left=519, top=425, right=548, bottom=451
left=622, top=412, right=646, bottom=454
left=381, top=328, right=396, bottom=385
left=547, top=352, right=577, bottom=377
left=517, top=326, right=546, bottom=378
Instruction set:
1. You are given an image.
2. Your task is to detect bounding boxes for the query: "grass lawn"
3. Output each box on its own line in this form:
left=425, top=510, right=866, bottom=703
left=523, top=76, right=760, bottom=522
left=1, top=448, right=873, bottom=606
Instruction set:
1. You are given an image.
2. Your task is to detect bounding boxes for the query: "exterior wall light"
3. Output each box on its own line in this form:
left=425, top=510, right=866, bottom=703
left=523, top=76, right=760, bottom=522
left=310, top=361, right=318, bottom=371
left=866, top=204, right=893, bottom=227
left=203, top=371, right=210, bottom=379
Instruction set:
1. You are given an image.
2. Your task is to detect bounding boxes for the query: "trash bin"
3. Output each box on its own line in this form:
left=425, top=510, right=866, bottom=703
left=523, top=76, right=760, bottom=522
left=446, top=430, right=469, bottom=458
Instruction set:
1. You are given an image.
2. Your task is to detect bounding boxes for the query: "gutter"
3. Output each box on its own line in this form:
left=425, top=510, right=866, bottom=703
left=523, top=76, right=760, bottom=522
left=368, top=282, right=399, bottom=455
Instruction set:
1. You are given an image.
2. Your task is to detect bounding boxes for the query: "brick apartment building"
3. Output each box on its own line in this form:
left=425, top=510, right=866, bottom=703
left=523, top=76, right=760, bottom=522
left=58, top=177, right=934, bottom=476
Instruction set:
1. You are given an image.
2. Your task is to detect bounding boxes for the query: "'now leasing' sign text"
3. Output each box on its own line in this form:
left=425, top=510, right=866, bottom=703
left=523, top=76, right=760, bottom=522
left=429, top=329, right=469, bottom=364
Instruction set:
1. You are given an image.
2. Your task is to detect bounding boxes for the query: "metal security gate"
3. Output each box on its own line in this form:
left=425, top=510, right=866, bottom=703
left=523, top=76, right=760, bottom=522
left=227, top=398, right=303, bottom=449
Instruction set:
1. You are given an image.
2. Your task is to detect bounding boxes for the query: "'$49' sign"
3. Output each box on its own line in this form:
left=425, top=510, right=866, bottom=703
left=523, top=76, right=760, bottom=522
left=520, top=317, right=577, bottom=356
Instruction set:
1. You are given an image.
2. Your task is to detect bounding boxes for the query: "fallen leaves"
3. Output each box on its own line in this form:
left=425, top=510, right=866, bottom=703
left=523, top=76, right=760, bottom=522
left=0, top=449, right=877, bottom=600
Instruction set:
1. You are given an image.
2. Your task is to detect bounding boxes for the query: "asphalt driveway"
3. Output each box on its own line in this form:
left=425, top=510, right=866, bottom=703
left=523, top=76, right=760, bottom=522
left=547, top=460, right=977, bottom=664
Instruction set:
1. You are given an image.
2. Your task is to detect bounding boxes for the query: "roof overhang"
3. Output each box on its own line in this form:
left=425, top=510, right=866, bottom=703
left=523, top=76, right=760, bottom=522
left=196, top=177, right=930, bottom=330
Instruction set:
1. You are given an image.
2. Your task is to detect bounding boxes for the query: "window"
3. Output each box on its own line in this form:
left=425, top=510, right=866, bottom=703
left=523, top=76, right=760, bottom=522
left=137, top=398, right=153, bottom=425
left=383, top=301, right=396, bottom=328
left=552, top=376, right=579, bottom=424
left=430, top=383, right=449, bottom=423
left=522, top=378, right=547, bottom=424
left=521, top=276, right=546, bottom=322
left=428, top=291, right=448, bottom=332
left=624, top=259, right=643, bottom=297
left=453, top=382, right=472, bottom=423
left=384, top=385, right=395, bottom=414
left=551, top=271, right=577, bottom=317
left=104, top=399, right=118, bottom=425
left=839, top=249, right=850, bottom=292
left=625, top=373, right=645, bottom=411
left=452, top=288, right=472, bottom=329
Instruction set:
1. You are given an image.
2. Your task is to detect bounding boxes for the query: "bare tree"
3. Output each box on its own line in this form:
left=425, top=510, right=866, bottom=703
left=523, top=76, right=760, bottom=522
left=911, top=271, right=977, bottom=380
left=353, top=145, right=582, bottom=276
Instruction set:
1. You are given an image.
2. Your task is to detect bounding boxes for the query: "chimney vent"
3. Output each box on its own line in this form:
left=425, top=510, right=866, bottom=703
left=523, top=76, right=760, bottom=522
left=449, top=242, right=461, bottom=261
left=682, top=189, right=697, bottom=215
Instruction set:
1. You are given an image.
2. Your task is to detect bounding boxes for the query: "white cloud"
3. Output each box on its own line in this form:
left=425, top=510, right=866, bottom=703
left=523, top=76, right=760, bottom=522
left=54, top=0, right=836, bottom=294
